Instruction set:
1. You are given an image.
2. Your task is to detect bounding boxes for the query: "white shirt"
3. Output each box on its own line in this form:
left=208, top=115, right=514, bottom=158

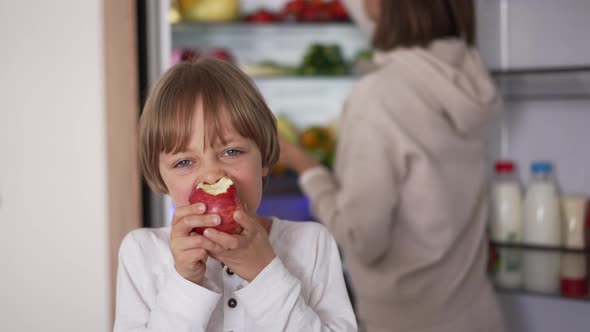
left=114, top=217, right=357, bottom=332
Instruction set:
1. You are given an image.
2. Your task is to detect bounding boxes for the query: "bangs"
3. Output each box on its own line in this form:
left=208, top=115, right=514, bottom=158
left=159, top=85, right=255, bottom=154
left=161, top=96, right=195, bottom=155
left=202, top=100, right=254, bottom=149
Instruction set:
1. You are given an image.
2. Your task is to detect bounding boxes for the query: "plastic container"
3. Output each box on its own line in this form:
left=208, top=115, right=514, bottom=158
left=560, top=196, right=588, bottom=297
left=523, top=161, right=562, bottom=294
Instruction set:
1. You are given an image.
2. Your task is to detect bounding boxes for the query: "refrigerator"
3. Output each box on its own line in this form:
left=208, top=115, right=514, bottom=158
left=138, top=1, right=590, bottom=331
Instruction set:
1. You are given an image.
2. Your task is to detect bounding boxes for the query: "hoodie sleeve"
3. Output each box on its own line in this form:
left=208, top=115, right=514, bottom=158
left=299, top=90, right=406, bottom=265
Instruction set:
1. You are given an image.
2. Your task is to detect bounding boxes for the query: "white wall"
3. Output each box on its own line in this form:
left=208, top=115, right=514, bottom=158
left=0, top=1, right=111, bottom=331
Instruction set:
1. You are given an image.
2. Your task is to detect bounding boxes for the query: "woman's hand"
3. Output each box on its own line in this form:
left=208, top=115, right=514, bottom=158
left=278, top=134, right=321, bottom=174
left=169, top=203, right=227, bottom=284
left=203, top=211, right=276, bottom=282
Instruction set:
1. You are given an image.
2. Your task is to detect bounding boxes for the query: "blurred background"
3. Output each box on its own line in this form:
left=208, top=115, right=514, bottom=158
left=1, top=0, right=590, bottom=331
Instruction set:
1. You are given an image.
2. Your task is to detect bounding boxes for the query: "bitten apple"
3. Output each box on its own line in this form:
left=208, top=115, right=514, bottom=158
left=188, top=177, right=242, bottom=235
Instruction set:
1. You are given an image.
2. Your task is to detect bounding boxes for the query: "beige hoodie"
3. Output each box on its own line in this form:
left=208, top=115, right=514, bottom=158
left=299, top=39, right=505, bottom=332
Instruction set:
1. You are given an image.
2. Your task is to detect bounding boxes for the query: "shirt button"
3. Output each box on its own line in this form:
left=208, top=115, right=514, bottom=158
left=227, top=298, right=237, bottom=308
left=226, top=268, right=235, bottom=276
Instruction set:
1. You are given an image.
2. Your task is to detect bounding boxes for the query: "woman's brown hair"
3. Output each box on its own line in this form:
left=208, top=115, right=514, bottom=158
left=372, top=0, right=475, bottom=51
left=139, top=58, right=279, bottom=193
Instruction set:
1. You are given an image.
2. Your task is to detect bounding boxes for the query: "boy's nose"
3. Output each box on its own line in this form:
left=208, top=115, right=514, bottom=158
left=199, top=164, right=227, bottom=186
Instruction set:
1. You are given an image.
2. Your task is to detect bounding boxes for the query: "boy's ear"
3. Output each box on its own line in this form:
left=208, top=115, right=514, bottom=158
left=262, top=165, right=270, bottom=177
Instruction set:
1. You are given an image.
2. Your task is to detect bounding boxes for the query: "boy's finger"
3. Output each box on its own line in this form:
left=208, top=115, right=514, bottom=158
left=171, top=203, right=206, bottom=225
left=183, top=248, right=209, bottom=264
left=203, top=228, right=239, bottom=250
left=233, top=211, right=254, bottom=231
left=171, top=214, right=219, bottom=238
left=171, top=234, right=225, bottom=253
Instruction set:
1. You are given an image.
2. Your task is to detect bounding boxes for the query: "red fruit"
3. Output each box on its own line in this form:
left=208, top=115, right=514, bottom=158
left=299, top=3, right=333, bottom=22
left=328, top=0, right=349, bottom=21
left=245, top=9, right=277, bottom=23
left=283, top=0, right=306, bottom=16
left=188, top=177, right=242, bottom=235
left=180, top=48, right=200, bottom=62
left=207, top=48, right=234, bottom=63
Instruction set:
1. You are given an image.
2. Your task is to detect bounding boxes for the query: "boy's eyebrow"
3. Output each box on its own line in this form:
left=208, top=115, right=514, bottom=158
left=213, top=134, right=246, bottom=146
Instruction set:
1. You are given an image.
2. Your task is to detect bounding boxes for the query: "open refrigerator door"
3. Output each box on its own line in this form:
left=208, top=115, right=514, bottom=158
left=142, top=0, right=370, bottom=227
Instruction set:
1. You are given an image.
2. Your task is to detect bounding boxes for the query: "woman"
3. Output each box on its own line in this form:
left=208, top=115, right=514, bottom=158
left=278, top=0, right=506, bottom=331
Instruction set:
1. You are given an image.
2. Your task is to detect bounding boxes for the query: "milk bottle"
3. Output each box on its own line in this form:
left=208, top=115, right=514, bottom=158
left=491, top=161, right=523, bottom=288
left=523, top=161, right=562, bottom=294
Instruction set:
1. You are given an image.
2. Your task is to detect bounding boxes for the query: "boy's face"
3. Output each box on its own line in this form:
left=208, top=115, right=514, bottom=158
left=159, top=99, right=268, bottom=216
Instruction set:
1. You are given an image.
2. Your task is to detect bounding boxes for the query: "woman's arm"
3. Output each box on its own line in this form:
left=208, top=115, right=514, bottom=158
left=280, top=91, right=405, bottom=265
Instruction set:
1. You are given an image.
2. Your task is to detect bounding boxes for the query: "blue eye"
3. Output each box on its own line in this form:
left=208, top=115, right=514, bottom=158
left=174, top=160, right=193, bottom=168
left=224, top=149, right=242, bottom=157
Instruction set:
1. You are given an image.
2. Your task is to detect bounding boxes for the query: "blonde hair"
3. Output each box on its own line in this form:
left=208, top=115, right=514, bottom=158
left=139, top=58, right=279, bottom=193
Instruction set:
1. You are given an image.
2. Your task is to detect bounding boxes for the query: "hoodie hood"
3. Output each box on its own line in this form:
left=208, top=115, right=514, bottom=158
left=373, top=39, right=501, bottom=136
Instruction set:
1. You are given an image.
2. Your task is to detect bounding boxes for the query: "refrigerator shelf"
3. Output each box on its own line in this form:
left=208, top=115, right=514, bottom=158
left=173, top=21, right=359, bottom=33
left=490, top=240, right=590, bottom=254
left=171, top=20, right=368, bottom=67
left=492, top=66, right=590, bottom=101
left=264, top=175, right=302, bottom=196
left=495, top=286, right=590, bottom=302
left=489, top=240, right=590, bottom=300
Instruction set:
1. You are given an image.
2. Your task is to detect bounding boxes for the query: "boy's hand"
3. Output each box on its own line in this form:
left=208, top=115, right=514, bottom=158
left=169, top=203, right=227, bottom=284
left=203, top=211, right=276, bottom=282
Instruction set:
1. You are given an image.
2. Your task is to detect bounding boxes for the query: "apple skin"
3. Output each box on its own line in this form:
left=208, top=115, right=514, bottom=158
left=188, top=179, right=242, bottom=235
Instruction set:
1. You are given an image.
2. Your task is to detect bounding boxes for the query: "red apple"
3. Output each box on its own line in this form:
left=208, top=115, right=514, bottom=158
left=188, top=177, right=242, bottom=235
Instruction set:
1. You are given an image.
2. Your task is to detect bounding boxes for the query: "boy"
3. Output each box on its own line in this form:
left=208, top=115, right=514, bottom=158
left=114, top=58, right=357, bottom=331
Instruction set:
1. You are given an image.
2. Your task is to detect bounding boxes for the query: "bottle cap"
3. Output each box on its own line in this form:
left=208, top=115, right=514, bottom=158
left=495, top=161, right=515, bottom=173
left=531, top=161, right=553, bottom=173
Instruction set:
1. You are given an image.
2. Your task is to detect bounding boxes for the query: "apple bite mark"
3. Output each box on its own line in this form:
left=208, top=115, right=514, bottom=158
left=196, top=176, right=233, bottom=195
left=189, top=177, right=242, bottom=235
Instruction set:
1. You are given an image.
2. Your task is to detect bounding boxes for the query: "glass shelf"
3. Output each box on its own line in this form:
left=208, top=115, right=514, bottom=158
left=489, top=241, right=590, bottom=301
left=491, top=241, right=590, bottom=254
left=263, top=175, right=301, bottom=196
left=171, top=21, right=369, bottom=67
left=173, top=21, right=359, bottom=33
left=492, top=66, right=590, bottom=101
